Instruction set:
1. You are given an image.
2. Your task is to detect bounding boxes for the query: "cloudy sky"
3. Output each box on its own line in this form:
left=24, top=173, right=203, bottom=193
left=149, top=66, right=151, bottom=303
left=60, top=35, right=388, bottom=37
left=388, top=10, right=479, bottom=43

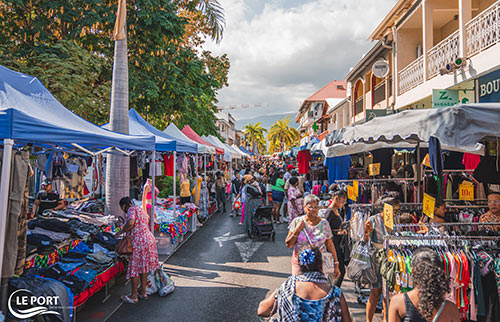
left=205, top=0, right=398, bottom=120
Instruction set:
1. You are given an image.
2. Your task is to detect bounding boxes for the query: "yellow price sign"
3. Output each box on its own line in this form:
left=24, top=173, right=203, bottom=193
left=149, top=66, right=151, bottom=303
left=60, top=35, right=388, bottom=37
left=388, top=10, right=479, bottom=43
left=347, top=185, right=356, bottom=201
left=423, top=193, right=436, bottom=219
left=368, top=163, right=381, bottom=176
left=422, top=153, right=431, bottom=168
left=459, top=184, right=474, bottom=201
left=383, top=203, right=394, bottom=230
left=353, top=180, right=359, bottom=197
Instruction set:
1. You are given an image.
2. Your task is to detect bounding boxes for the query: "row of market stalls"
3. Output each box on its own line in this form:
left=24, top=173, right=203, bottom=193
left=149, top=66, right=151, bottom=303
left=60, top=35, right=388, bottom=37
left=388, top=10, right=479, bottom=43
left=289, top=103, right=500, bottom=319
left=0, top=64, right=252, bottom=320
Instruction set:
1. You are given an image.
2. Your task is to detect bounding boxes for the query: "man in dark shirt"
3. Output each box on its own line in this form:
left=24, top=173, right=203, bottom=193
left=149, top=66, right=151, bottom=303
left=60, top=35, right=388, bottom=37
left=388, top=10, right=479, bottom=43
left=32, top=180, right=65, bottom=217
left=324, top=185, right=347, bottom=287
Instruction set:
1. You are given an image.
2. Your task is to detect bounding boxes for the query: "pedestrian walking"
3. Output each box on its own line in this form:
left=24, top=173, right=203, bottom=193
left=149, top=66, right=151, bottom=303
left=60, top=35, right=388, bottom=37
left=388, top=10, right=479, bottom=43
left=215, top=171, right=227, bottom=213
left=270, top=171, right=285, bottom=224
left=286, top=194, right=341, bottom=278
left=287, top=176, right=304, bottom=223
left=231, top=172, right=242, bottom=217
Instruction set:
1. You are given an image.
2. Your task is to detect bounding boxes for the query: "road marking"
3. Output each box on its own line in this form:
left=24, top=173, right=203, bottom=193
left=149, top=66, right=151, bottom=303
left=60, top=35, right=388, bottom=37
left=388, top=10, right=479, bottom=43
left=213, top=232, right=248, bottom=247
left=235, top=241, right=263, bottom=263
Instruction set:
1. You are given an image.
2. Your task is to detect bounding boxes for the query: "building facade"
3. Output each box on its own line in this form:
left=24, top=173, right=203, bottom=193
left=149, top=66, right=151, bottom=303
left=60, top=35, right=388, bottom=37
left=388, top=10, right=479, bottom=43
left=215, top=112, right=236, bottom=145
left=370, top=0, right=500, bottom=110
left=296, top=80, right=347, bottom=143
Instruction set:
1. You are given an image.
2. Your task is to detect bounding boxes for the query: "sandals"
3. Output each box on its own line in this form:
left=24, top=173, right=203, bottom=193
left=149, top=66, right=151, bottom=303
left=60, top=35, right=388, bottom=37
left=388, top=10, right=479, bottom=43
left=121, top=295, right=138, bottom=304
left=138, top=293, right=148, bottom=300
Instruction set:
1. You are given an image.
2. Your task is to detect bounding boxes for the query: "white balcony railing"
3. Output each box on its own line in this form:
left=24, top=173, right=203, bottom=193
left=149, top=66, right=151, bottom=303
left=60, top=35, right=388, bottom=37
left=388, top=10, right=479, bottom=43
left=398, top=55, right=424, bottom=95
left=427, top=30, right=460, bottom=79
left=466, top=1, right=500, bottom=57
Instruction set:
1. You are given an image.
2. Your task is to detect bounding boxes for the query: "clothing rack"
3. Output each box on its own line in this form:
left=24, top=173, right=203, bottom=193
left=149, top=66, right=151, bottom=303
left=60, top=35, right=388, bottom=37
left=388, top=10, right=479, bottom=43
left=336, top=178, right=415, bottom=183
left=446, top=204, right=488, bottom=209
left=394, top=222, right=500, bottom=228
left=383, top=231, right=500, bottom=320
left=349, top=202, right=423, bottom=208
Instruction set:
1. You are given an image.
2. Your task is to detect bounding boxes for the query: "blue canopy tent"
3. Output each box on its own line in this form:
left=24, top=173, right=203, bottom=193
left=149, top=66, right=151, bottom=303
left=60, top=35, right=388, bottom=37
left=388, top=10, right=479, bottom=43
left=239, top=146, right=254, bottom=156
left=0, top=65, right=156, bottom=283
left=103, top=109, right=197, bottom=153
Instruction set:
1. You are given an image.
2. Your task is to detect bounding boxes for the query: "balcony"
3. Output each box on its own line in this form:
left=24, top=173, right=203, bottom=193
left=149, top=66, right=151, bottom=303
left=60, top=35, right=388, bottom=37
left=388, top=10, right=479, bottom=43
left=427, top=30, right=460, bottom=79
left=397, top=0, right=500, bottom=97
left=466, top=1, right=500, bottom=57
left=354, top=97, right=364, bottom=115
left=398, top=56, right=424, bottom=95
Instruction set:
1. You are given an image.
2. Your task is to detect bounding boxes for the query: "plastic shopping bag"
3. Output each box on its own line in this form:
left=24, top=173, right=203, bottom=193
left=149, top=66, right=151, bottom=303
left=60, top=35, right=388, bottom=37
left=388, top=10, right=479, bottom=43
left=346, top=240, right=378, bottom=285
left=146, top=271, right=158, bottom=295
left=155, top=264, right=175, bottom=297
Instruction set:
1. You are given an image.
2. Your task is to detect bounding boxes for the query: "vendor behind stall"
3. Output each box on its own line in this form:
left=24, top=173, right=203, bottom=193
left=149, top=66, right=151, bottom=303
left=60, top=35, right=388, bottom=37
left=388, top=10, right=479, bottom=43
left=480, top=191, right=500, bottom=230
left=32, top=180, right=65, bottom=217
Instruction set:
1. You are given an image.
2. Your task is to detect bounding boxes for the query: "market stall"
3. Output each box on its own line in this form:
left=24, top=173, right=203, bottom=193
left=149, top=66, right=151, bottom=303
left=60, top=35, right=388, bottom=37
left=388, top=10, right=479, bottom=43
left=0, top=65, right=156, bottom=319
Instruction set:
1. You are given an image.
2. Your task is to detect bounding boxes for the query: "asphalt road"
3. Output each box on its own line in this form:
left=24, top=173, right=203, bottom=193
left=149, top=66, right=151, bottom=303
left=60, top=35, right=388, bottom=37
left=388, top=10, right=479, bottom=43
left=77, top=204, right=382, bottom=322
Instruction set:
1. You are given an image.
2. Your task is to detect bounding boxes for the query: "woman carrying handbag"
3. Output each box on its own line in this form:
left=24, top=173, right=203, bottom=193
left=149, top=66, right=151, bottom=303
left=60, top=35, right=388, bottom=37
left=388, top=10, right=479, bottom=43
left=115, top=197, right=159, bottom=304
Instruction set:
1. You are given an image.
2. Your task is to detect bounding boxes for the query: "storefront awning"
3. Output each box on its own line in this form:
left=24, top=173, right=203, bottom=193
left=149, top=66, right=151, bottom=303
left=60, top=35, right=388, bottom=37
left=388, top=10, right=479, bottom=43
left=325, top=104, right=500, bottom=157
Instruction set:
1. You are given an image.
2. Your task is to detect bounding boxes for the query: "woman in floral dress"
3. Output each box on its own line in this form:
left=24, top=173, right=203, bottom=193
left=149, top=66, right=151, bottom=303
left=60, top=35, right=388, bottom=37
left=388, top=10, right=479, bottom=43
left=287, top=176, right=304, bottom=222
left=116, top=197, right=159, bottom=304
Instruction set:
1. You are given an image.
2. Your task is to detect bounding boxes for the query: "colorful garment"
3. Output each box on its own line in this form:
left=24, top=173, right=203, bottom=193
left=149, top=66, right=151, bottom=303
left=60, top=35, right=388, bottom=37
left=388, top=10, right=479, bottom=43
left=126, top=206, right=159, bottom=280
left=287, top=185, right=304, bottom=222
left=479, top=211, right=500, bottom=231
left=199, top=182, right=209, bottom=219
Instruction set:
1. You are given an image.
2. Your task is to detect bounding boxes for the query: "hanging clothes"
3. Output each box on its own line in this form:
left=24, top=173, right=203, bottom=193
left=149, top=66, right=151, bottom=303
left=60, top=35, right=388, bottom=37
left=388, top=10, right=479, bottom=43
left=371, top=148, right=394, bottom=176
left=324, top=156, right=351, bottom=185
left=163, top=154, right=174, bottom=177
left=429, top=136, right=444, bottom=175
left=463, top=153, right=481, bottom=171
left=297, top=150, right=312, bottom=174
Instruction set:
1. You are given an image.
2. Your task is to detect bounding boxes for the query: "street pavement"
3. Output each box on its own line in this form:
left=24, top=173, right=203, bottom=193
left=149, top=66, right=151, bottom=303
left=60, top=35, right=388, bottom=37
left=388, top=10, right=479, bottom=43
left=78, top=204, right=382, bottom=321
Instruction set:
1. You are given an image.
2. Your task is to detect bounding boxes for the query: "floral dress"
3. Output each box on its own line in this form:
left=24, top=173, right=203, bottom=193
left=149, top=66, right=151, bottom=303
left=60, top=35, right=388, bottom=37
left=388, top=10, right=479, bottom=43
left=287, top=185, right=304, bottom=222
left=126, top=206, right=159, bottom=279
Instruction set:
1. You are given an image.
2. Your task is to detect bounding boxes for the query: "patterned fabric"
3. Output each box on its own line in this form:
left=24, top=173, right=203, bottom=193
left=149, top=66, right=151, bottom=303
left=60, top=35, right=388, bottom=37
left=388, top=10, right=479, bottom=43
left=287, top=186, right=304, bottom=222
left=126, top=206, right=159, bottom=279
left=289, top=216, right=333, bottom=257
left=273, top=272, right=342, bottom=322
left=479, top=211, right=500, bottom=231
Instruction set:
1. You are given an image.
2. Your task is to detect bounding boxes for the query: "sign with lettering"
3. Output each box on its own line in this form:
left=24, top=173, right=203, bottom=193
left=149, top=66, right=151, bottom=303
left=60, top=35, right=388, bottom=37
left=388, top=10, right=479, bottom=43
left=423, top=193, right=436, bottom=219
left=368, top=163, right=381, bottom=176
left=432, top=89, right=459, bottom=108
left=347, top=185, right=356, bottom=201
left=459, top=183, right=474, bottom=201
left=383, top=203, right=394, bottom=230
left=353, top=180, right=359, bottom=197
left=372, top=60, right=390, bottom=78
left=478, top=68, right=500, bottom=102
left=422, top=153, right=431, bottom=169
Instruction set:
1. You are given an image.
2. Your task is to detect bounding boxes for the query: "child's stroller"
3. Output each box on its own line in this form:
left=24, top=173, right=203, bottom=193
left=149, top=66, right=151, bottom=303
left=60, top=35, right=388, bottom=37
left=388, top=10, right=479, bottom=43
left=249, top=206, right=275, bottom=241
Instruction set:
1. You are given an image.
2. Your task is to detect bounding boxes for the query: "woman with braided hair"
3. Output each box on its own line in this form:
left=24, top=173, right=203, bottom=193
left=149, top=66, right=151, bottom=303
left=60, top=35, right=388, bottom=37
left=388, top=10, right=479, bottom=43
left=388, top=248, right=460, bottom=322
left=257, top=247, right=351, bottom=321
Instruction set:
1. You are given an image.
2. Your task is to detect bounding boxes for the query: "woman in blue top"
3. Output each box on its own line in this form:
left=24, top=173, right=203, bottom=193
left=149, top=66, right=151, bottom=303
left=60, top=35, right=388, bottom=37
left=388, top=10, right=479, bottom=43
left=258, top=247, right=351, bottom=322
left=270, top=171, right=285, bottom=224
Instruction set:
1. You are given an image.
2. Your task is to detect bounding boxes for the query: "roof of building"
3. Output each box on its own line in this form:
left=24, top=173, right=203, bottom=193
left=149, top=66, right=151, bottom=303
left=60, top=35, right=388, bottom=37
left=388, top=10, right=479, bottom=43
left=305, top=80, right=347, bottom=102
left=369, top=0, right=417, bottom=40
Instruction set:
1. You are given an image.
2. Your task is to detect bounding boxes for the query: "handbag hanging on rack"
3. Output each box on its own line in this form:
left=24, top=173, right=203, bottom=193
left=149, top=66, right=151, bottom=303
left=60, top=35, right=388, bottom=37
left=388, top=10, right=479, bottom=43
left=302, top=218, right=335, bottom=274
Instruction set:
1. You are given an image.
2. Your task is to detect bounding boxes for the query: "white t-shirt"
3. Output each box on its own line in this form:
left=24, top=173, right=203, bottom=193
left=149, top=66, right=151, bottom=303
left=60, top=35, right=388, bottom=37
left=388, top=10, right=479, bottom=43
left=284, top=172, right=292, bottom=181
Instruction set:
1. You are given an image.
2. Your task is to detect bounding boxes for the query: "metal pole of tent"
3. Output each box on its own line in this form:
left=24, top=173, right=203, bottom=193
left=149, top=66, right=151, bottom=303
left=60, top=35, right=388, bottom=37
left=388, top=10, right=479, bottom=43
left=151, top=151, right=156, bottom=232
left=0, top=139, right=14, bottom=311
left=90, top=156, right=96, bottom=198
left=416, top=142, right=421, bottom=204
left=173, top=152, right=177, bottom=217
left=194, top=154, right=198, bottom=231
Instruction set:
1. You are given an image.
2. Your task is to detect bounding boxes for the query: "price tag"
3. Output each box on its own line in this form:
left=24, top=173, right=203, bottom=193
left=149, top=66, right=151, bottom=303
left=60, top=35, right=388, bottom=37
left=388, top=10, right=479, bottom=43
left=423, top=193, right=436, bottom=219
left=422, top=153, right=431, bottom=169
left=383, top=203, right=394, bottom=230
left=353, top=180, right=359, bottom=197
left=459, top=183, right=474, bottom=201
left=347, top=185, right=356, bottom=201
left=368, top=163, right=381, bottom=176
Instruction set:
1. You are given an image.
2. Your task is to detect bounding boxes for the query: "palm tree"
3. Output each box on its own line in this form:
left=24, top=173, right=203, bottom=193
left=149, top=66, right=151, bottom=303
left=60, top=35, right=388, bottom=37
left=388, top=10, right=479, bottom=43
left=105, top=0, right=130, bottom=216
left=244, top=122, right=267, bottom=154
left=267, top=116, right=300, bottom=153
left=178, top=0, right=226, bottom=43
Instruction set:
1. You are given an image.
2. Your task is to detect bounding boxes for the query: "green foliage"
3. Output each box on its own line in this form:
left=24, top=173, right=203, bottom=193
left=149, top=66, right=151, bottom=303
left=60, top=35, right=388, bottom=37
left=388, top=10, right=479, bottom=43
left=244, top=122, right=267, bottom=154
left=0, top=0, right=229, bottom=134
left=267, top=116, right=300, bottom=153
left=158, top=175, right=181, bottom=198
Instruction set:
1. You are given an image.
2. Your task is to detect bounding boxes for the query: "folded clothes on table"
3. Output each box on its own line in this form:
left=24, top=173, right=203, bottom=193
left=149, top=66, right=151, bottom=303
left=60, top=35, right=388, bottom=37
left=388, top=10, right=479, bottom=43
left=29, top=227, right=71, bottom=242
left=28, top=218, right=71, bottom=233
left=27, top=233, right=54, bottom=248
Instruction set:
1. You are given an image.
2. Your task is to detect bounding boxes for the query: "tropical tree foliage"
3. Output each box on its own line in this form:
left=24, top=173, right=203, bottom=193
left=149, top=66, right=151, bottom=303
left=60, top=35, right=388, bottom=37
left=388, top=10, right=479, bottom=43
left=0, top=0, right=229, bottom=135
left=244, top=123, right=267, bottom=154
left=267, top=116, right=300, bottom=153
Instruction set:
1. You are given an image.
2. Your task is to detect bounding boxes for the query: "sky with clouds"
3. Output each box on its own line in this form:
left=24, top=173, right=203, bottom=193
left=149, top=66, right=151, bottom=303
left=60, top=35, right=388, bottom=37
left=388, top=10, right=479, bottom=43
left=204, top=0, right=398, bottom=121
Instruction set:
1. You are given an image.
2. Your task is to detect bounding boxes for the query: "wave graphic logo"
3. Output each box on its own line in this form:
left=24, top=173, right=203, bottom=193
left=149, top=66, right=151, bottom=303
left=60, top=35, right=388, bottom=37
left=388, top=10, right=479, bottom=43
left=8, top=289, right=60, bottom=319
